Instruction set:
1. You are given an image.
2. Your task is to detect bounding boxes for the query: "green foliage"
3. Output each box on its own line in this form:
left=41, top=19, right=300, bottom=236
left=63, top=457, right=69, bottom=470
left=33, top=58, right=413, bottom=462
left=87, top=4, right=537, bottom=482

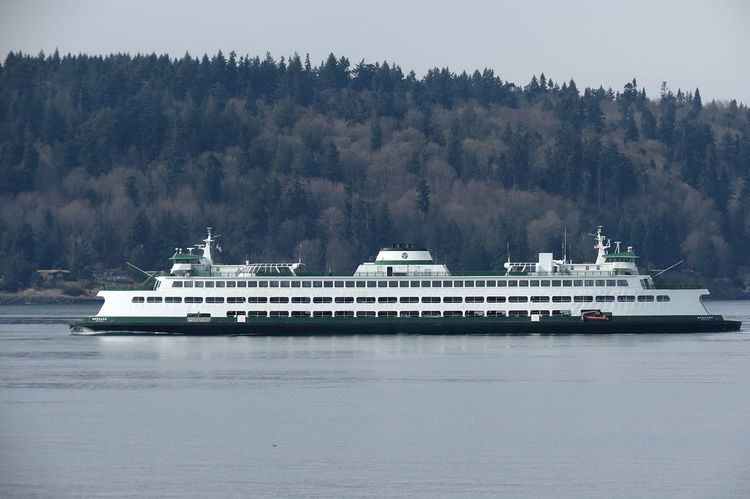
left=0, top=51, right=748, bottom=292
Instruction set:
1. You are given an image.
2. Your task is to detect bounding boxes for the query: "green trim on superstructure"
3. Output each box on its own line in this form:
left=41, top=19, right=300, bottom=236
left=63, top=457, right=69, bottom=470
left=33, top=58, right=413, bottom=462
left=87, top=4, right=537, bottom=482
left=605, top=252, right=638, bottom=259
left=170, top=253, right=201, bottom=261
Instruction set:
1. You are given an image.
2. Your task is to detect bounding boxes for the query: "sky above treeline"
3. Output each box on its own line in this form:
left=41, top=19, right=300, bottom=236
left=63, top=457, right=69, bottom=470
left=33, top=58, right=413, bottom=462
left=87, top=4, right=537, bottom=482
left=1, top=0, right=748, bottom=104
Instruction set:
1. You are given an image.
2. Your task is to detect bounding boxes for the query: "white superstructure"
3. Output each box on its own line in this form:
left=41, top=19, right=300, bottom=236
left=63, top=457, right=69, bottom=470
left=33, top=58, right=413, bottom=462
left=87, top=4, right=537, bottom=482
left=94, top=227, right=712, bottom=322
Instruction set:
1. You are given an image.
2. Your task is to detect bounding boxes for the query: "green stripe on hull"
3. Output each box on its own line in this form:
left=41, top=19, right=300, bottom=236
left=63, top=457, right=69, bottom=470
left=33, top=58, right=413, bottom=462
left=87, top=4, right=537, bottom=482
left=72, top=315, right=741, bottom=335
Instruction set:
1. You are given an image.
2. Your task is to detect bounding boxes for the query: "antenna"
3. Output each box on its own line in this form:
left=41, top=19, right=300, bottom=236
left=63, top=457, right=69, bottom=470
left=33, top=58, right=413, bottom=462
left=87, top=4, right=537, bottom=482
left=126, top=261, right=154, bottom=278
left=653, top=259, right=685, bottom=278
left=563, top=226, right=567, bottom=263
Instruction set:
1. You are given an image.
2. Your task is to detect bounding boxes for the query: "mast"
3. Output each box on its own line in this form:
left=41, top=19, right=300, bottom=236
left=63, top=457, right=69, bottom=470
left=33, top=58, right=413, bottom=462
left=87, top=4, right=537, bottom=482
left=201, top=227, right=214, bottom=265
left=590, top=226, right=610, bottom=265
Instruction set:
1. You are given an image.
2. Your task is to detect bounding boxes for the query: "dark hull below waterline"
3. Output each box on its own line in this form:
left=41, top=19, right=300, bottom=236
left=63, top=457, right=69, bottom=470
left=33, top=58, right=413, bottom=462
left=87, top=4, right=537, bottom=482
left=70, top=316, right=742, bottom=335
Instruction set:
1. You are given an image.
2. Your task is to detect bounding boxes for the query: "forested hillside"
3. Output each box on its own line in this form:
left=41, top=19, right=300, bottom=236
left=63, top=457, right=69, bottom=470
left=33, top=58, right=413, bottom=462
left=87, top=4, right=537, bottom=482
left=1, top=51, right=749, bottom=294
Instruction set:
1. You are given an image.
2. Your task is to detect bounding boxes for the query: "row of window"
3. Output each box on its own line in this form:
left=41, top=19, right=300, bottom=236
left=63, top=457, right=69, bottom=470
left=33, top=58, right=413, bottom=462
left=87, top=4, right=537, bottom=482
left=172, top=278, right=631, bottom=289
left=132, top=294, right=671, bottom=304
left=225, top=310, right=573, bottom=318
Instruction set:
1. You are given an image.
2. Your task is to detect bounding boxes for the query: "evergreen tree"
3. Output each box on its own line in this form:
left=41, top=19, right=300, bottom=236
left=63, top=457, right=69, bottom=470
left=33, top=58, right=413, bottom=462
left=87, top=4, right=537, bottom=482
left=370, top=120, right=383, bottom=151
left=691, top=87, right=703, bottom=114
left=623, top=109, right=639, bottom=142
left=321, top=142, right=342, bottom=180
left=203, top=154, right=224, bottom=202
left=640, top=109, right=657, bottom=139
left=417, top=180, right=430, bottom=218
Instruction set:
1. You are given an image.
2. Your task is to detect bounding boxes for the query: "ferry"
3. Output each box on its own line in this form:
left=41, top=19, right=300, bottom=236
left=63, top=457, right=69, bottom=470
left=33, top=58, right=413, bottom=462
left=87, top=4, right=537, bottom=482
left=70, top=227, right=741, bottom=335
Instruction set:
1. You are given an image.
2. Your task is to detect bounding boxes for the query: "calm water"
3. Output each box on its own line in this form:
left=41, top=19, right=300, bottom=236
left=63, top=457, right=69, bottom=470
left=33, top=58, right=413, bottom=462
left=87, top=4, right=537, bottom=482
left=1, top=302, right=749, bottom=498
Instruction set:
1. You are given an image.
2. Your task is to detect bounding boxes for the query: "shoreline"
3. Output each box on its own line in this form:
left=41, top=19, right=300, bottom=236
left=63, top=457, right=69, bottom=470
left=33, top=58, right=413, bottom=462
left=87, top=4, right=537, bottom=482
left=0, top=293, right=103, bottom=305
